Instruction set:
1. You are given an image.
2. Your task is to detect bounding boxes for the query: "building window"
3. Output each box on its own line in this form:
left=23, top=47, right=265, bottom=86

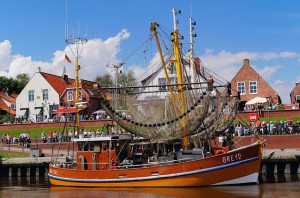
left=237, top=82, right=245, bottom=95
left=168, top=63, right=176, bottom=74
left=296, top=95, right=300, bottom=102
left=28, top=90, right=34, bottom=101
left=43, top=89, right=48, bottom=101
left=158, top=78, right=166, bottom=90
left=249, top=81, right=257, bottom=94
left=67, top=90, right=73, bottom=101
left=170, top=77, right=178, bottom=89
left=79, top=90, right=82, bottom=100
left=10, top=103, right=16, bottom=110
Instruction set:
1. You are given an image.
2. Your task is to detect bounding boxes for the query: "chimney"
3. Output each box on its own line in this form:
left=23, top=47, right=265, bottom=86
left=244, top=59, right=250, bottom=66
left=63, top=74, right=68, bottom=83
left=36, top=66, right=41, bottom=73
left=194, top=57, right=201, bottom=74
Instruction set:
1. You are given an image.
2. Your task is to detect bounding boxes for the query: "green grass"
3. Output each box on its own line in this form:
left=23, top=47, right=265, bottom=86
left=0, top=152, right=28, bottom=158
left=0, top=125, right=109, bottom=138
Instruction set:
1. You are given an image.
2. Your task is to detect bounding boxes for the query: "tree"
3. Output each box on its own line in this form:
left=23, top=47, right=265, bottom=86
left=0, top=73, right=29, bottom=94
left=118, top=69, right=137, bottom=87
left=94, top=73, right=114, bottom=88
left=16, top=73, right=30, bottom=88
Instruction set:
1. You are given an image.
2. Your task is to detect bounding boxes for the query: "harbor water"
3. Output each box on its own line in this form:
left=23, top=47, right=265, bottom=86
left=0, top=175, right=299, bottom=198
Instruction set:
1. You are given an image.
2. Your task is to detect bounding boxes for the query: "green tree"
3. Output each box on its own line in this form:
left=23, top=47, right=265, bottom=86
left=94, top=73, right=114, bottom=88
left=0, top=73, right=29, bottom=94
left=16, top=73, right=30, bottom=88
left=118, top=69, right=137, bottom=87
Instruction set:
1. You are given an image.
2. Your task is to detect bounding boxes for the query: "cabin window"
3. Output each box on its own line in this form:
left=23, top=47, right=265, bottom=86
left=237, top=82, right=245, bottom=95
left=78, top=142, right=83, bottom=151
left=83, top=142, right=89, bottom=151
left=89, top=142, right=94, bottom=151
left=111, top=141, right=115, bottom=150
left=249, top=81, right=257, bottom=94
left=102, top=142, right=108, bottom=151
left=94, top=142, right=101, bottom=152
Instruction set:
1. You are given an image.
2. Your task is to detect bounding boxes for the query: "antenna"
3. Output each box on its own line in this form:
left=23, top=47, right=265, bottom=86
left=64, top=1, right=88, bottom=136
left=78, top=20, right=80, bottom=37
left=85, top=24, right=88, bottom=39
left=65, top=1, right=69, bottom=40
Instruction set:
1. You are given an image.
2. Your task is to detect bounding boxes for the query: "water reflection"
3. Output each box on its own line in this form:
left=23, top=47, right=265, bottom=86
left=0, top=175, right=299, bottom=198
left=49, top=185, right=261, bottom=198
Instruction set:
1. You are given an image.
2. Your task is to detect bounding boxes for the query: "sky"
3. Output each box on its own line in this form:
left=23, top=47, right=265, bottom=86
left=0, top=0, right=300, bottom=103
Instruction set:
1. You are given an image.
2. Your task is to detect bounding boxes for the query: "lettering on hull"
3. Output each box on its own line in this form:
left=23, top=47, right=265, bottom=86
left=222, top=153, right=242, bottom=164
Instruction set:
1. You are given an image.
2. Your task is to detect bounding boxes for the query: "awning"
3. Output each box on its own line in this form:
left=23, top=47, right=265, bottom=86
left=19, top=109, right=27, bottom=116
left=245, top=97, right=267, bottom=105
left=52, top=107, right=77, bottom=114
left=32, top=108, right=42, bottom=115
left=92, top=109, right=106, bottom=114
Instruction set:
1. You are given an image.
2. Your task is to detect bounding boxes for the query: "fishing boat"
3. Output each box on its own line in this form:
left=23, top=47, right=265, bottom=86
left=48, top=8, right=263, bottom=187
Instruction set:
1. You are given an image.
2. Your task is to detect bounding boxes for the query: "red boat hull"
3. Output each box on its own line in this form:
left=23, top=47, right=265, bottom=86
left=48, top=141, right=263, bottom=187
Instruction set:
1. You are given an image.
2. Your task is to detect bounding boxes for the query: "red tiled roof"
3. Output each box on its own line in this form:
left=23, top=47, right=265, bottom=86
left=41, top=73, right=75, bottom=95
left=0, top=92, right=17, bottom=115
left=0, top=92, right=17, bottom=102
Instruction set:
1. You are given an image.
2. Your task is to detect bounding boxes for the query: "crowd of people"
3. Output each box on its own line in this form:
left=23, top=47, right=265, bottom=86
left=1, top=132, right=31, bottom=148
left=234, top=119, right=300, bottom=136
left=40, top=126, right=126, bottom=143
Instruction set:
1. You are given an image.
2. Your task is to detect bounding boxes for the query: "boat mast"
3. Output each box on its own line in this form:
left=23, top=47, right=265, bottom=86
left=150, top=22, right=180, bottom=117
left=189, top=17, right=197, bottom=89
left=172, top=8, right=188, bottom=150
left=65, top=35, right=88, bottom=135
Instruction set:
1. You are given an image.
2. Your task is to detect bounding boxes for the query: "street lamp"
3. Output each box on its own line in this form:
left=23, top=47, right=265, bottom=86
left=266, top=95, right=270, bottom=135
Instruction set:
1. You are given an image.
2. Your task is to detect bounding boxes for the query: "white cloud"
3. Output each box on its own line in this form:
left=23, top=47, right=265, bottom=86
left=0, top=40, right=13, bottom=72
left=0, top=29, right=130, bottom=81
left=279, top=52, right=298, bottom=58
left=0, top=36, right=299, bottom=104
left=274, top=80, right=285, bottom=85
left=256, top=65, right=280, bottom=80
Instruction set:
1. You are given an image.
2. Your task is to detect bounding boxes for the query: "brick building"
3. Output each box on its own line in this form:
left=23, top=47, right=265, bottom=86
left=290, top=82, right=300, bottom=108
left=230, top=59, right=281, bottom=110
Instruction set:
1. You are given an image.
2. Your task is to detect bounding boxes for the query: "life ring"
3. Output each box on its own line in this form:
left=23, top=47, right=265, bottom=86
left=216, top=149, right=225, bottom=155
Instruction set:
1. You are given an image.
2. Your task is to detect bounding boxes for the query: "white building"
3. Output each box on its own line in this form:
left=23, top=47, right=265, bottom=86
left=16, top=67, right=74, bottom=122
left=138, top=57, right=208, bottom=100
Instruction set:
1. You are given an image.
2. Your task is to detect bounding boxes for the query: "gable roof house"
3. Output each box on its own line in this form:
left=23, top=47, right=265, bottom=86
left=16, top=67, right=75, bottom=122
left=59, top=78, right=112, bottom=117
left=0, top=91, right=18, bottom=116
left=290, top=82, right=300, bottom=108
left=16, top=67, right=110, bottom=122
left=230, top=59, right=281, bottom=110
left=138, top=57, right=205, bottom=100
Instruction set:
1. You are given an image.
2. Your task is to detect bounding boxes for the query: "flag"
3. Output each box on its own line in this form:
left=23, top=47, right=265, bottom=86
left=65, top=54, right=72, bottom=63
